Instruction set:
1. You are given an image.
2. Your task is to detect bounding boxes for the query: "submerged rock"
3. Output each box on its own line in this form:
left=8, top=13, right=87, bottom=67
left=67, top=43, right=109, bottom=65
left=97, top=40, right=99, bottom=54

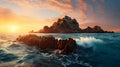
left=16, top=34, right=77, bottom=54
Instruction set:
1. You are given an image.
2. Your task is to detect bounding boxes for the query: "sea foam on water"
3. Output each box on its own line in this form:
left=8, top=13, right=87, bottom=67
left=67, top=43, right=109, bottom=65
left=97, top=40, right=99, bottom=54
left=75, top=37, right=103, bottom=48
left=0, top=33, right=120, bottom=67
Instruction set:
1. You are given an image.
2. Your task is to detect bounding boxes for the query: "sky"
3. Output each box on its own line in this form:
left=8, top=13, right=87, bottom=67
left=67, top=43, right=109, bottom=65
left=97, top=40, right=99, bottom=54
left=0, top=0, right=120, bottom=33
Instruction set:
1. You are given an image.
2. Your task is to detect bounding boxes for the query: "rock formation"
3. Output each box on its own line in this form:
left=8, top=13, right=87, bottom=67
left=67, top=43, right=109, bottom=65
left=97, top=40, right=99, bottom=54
left=82, top=25, right=110, bottom=33
left=34, top=16, right=114, bottom=33
left=39, top=16, right=81, bottom=33
left=82, top=26, right=93, bottom=33
left=16, top=34, right=77, bottom=54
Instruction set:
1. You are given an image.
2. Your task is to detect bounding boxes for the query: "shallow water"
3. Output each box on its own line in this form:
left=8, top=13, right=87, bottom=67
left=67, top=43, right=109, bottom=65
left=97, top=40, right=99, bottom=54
left=0, top=33, right=120, bottom=67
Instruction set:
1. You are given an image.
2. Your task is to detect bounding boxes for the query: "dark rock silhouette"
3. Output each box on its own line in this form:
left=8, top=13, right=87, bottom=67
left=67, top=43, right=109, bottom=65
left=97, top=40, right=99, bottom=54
left=93, top=25, right=104, bottom=33
left=16, top=34, right=77, bottom=54
left=82, top=26, right=93, bottom=33
left=39, top=16, right=81, bottom=33
left=34, top=16, right=114, bottom=33
left=17, top=34, right=58, bottom=50
left=82, top=25, right=110, bottom=33
left=63, top=38, right=76, bottom=54
left=57, top=38, right=76, bottom=54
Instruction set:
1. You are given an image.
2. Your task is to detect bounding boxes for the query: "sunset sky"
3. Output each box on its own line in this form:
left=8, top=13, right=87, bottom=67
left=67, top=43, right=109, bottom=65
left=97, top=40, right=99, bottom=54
left=0, top=0, right=120, bottom=33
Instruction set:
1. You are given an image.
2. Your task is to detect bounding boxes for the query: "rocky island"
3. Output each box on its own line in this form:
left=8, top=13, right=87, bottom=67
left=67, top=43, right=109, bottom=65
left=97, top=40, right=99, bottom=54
left=17, top=16, right=114, bottom=55
left=30, top=16, right=114, bottom=33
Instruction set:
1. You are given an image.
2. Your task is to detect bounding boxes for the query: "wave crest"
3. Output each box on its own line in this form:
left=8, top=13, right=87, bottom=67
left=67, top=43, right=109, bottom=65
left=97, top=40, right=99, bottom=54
left=75, top=37, right=103, bottom=48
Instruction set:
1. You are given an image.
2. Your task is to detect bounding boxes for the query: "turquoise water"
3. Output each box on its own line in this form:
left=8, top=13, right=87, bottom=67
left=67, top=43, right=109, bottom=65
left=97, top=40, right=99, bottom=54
left=0, top=33, right=120, bottom=67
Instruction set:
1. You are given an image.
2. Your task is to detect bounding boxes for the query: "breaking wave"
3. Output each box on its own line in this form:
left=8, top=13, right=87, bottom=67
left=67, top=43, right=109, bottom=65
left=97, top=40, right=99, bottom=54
left=0, top=42, right=92, bottom=67
left=0, top=36, right=93, bottom=67
left=0, top=33, right=120, bottom=67
left=75, top=37, right=103, bottom=48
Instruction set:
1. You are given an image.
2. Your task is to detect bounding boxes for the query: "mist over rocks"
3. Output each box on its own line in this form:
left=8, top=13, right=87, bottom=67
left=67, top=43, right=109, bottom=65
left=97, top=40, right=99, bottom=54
left=31, top=16, right=114, bottom=33
left=16, top=34, right=77, bottom=54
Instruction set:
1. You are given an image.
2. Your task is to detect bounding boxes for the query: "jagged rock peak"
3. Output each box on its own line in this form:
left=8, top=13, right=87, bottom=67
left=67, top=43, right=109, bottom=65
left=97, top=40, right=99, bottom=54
left=93, top=25, right=104, bottom=32
left=56, top=15, right=78, bottom=24
left=64, top=15, right=72, bottom=22
left=87, top=26, right=92, bottom=29
left=32, top=15, right=114, bottom=33
left=38, top=15, right=81, bottom=33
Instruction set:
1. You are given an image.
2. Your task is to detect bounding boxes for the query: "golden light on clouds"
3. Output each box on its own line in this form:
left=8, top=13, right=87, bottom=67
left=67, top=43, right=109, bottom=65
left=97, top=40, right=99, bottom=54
left=0, top=0, right=119, bottom=32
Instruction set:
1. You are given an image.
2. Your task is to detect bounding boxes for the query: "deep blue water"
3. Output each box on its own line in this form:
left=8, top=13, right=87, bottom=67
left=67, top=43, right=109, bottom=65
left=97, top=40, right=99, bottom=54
left=0, top=33, right=120, bottom=67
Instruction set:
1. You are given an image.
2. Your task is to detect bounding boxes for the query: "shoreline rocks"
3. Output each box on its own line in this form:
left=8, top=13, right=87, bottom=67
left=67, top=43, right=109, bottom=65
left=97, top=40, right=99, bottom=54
left=16, top=34, right=77, bottom=54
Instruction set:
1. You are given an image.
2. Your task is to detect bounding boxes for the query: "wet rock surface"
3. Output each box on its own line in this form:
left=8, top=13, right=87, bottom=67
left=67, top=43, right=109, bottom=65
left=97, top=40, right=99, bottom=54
left=16, top=34, right=77, bottom=54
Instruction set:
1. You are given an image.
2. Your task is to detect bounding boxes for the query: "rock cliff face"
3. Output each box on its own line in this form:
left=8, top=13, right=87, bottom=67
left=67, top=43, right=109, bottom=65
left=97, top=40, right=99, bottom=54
left=33, top=16, right=114, bottom=33
left=16, top=34, right=77, bottom=54
left=39, top=16, right=81, bottom=33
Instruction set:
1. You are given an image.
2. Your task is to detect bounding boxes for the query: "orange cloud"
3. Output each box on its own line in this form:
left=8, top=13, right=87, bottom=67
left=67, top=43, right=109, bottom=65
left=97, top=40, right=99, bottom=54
left=50, top=0, right=72, bottom=9
left=1, top=0, right=119, bottom=32
left=5, top=0, right=88, bottom=23
left=4, top=0, right=107, bottom=22
left=0, top=7, right=15, bottom=21
left=76, top=0, right=88, bottom=22
left=0, top=6, right=50, bottom=33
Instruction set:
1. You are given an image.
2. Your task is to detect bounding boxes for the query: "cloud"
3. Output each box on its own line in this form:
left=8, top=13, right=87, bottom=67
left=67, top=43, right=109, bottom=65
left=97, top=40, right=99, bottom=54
left=4, top=0, right=108, bottom=25
left=3, top=0, right=120, bottom=32
left=5, top=0, right=90, bottom=22
left=0, top=6, right=49, bottom=32
left=0, top=7, right=15, bottom=20
left=5, top=0, right=73, bottom=12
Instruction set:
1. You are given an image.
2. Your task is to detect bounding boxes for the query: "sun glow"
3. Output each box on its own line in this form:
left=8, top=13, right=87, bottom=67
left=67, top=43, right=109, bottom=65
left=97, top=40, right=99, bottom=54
left=9, top=25, right=20, bottom=33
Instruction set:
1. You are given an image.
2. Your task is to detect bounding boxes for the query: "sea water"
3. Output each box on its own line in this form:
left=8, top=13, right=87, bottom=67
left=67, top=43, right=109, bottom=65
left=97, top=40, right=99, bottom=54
left=0, top=33, right=120, bottom=67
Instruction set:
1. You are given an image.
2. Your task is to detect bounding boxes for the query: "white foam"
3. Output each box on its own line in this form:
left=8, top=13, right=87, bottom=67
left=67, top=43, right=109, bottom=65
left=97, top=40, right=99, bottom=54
left=75, top=37, right=103, bottom=48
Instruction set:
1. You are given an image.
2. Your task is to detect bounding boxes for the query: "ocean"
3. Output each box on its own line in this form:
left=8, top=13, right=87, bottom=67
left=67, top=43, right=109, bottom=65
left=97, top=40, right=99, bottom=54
left=0, top=33, right=120, bottom=67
